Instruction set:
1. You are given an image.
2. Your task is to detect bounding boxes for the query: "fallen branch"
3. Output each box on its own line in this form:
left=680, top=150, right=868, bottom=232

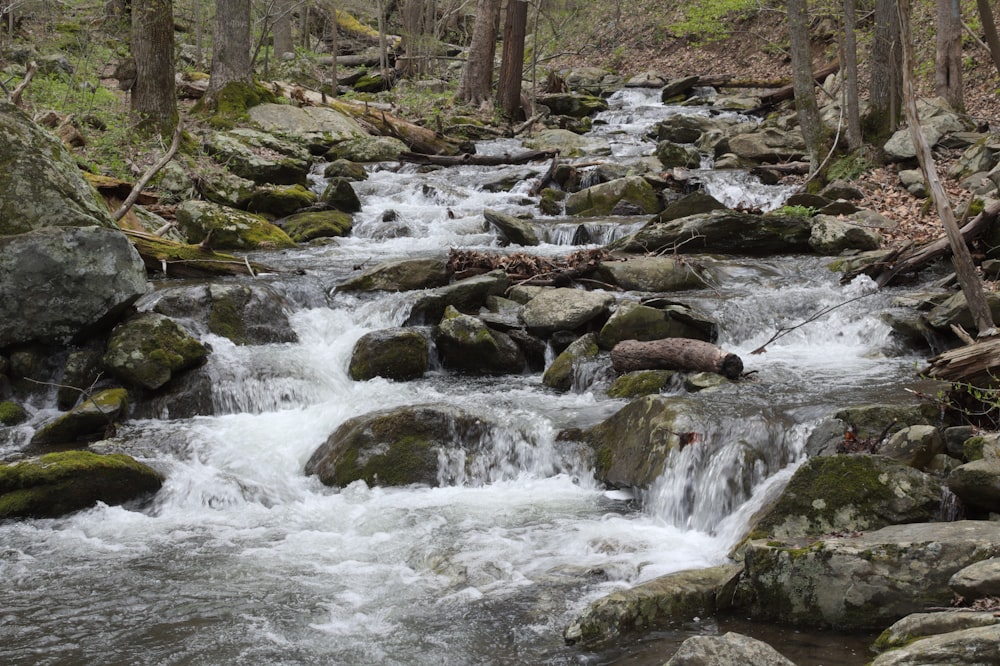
left=611, top=338, right=744, bottom=379
left=9, top=61, right=37, bottom=107
left=112, top=122, right=183, bottom=222
left=530, top=151, right=560, bottom=196
left=751, top=289, right=879, bottom=354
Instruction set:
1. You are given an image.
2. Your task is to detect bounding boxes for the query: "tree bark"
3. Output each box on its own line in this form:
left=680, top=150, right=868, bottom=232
left=936, top=0, right=964, bottom=112
left=272, top=0, right=294, bottom=59
left=206, top=0, right=253, bottom=103
left=754, top=61, right=840, bottom=108
left=842, top=0, right=862, bottom=150
left=610, top=339, right=744, bottom=380
left=976, top=0, right=1000, bottom=78
left=497, top=0, right=528, bottom=119
left=901, top=0, right=994, bottom=336
left=787, top=0, right=825, bottom=171
left=456, top=0, right=500, bottom=106
left=131, top=0, right=176, bottom=137
left=866, top=0, right=903, bottom=143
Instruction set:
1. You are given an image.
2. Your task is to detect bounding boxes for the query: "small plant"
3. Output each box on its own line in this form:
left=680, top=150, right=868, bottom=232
left=769, top=204, right=818, bottom=217
left=669, top=0, right=760, bottom=44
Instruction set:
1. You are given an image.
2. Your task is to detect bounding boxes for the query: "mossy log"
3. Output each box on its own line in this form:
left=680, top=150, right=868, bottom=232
left=610, top=338, right=743, bottom=379
left=123, top=230, right=275, bottom=277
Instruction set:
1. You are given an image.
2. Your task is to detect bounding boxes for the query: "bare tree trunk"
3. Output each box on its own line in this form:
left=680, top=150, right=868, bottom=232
left=193, top=0, right=204, bottom=68
left=328, top=1, right=339, bottom=95
left=456, top=0, right=500, bottom=106
left=787, top=0, right=825, bottom=171
left=376, top=0, right=389, bottom=76
left=866, top=0, right=902, bottom=143
left=936, top=0, right=964, bottom=112
left=497, top=0, right=528, bottom=119
left=206, top=0, right=253, bottom=104
left=976, top=0, right=1000, bottom=78
left=610, top=339, right=744, bottom=380
left=900, top=0, right=994, bottom=337
left=272, top=0, right=294, bottom=58
left=843, top=0, right=862, bottom=150
left=131, top=0, right=177, bottom=137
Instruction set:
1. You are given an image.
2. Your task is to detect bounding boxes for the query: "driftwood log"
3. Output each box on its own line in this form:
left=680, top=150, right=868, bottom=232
left=753, top=61, right=840, bottom=110
left=398, top=149, right=557, bottom=167
left=123, top=230, right=275, bottom=278
left=611, top=339, right=744, bottom=379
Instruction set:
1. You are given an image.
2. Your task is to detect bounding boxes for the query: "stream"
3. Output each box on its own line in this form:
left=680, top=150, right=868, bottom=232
left=0, top=89, right=928, bottom=665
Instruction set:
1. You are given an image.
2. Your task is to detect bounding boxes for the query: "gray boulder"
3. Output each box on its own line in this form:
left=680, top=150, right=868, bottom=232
left=203, top=128, right=312, bottom=185
left=656, top=191, right=728, bottom=222
left=809, top=214, right=882, bottom=255
left=536, top=93, right=609, bottom=118
left=611, top=210, right=813, bottom=255
left=660, top=76, right=701, bottom=102
left=522, top=129, right=611, bottom=158
left=595, top=256, right=712, bottom=292
left=542, top=333, right=600, bottom=391
left=926, top=290, right=1000, bottom=332
left=175, top=200, right=296, bottom=251
left=874, top=611, right=1000, bottom=652
left=728, top=127, right=807, bottom=164
left=564, top=176, right=660, bottom=216
left=349, top=328, right=430, bottom=381
left=320, top=178, right=362, bottom=213
left=871, top=624, right=1000, bottom=666
left=434, top=307, right=525, bottom=375
left=484, top=209, right=539, bottom=246
left=247, top=103, right=366, bottom=147
left=30, top=388, right=129, bottom=447
left=405, top=270, right=510, bottom=325
left=597, top=301, right=717, bottom=349
left=102, top=313, right=208, bottom=391
left=948, top=457, right=1000, bottom=512
left=0, top=226, right=148, bottom=347
left=337, top=257, right=450, bottom=292
left=950, top=557, right=1000, bottom=599
left=655, top=141, right=703, bottom=169
left=883, top=98, right=972, bottom=162
left=879, top=425, right=943, bottom=469
left=665, top=632, right=796, bottom=666
left=244, top=184, right=317, bottom=218
left=521, top=288, right=615, bottom=334
left=325, top=135, right=408, bottom=162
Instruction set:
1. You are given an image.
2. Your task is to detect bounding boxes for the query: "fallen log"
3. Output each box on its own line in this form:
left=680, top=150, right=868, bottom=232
left=399, top=149, right=557, bottom=167
left=925, top=336, right=1000, bottom=386
left=123, top=230, right=276, bottom=278
left=611, top=338, right=744, bottom=379
left=753, top=61, right=840, bottom=110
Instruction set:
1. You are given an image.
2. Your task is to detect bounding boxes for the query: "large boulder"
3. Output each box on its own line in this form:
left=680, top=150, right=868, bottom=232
left=749, top=454, right=946, bottom=540
left=0, top=101, right=115, bottom=234
left=483, top=209, right=539, bottom=246
left=304, top=405, right=493, bottom=487
left=728, top=127, right=807, bottom=164
left=564, top=176, right=660, bottom=216
left=175, top=200, right=296, bottom=251
left=202, top=128, right=312, bottom=185
left=337, top=257, right=450, bottom=292
left=537, top=92, right=609, bottom=118
left=325, top=135, right=408, bottom=162
left=147, top=282, right=298, bottom=345
left=874, top=611, right=1000, bottom=653
left=611, top=210, right=813, bottom=255
left=595, top=257, right=711, bottom=292
left=244, top=184, right=317, bottom=218
left=597, top=301, right=717, bottom=349
left=740, top=521, right=1000, bottom=629
left=0, top=226, right=148, bottom=347
left=102, top=313, right=209, bottom=391
left=280, top=210, right=353, bottom=242
left=29, top=388, right=129, bottom=447
left=809, top=214, right=882, bottom=255
left=883, top=98, right=972, bottom=162
left=563, top=565, right=742, bottom=649
left=405, top=271, right=510, bottom=325
left=871, top=624, right=1000, bottom=666
left=433, top=307, right=525, bottom=375
left=948, top=457, right=1000, bottom=512
left=950, top=557, right=1000, bottom=599
left=542, top=333, right=600, bottom=391
left=521, top=288, right=614, bottom=334
left=0, top=451, right=163, bottom=519
left=655, top=141, right=703, bottom=169
left=665, top=632, right=796, bottom=666
left=522, top=129, right=611, bottom=158
left=247, top=102, right=366, bottom=149
left=349, top=328, right=430, bottom=381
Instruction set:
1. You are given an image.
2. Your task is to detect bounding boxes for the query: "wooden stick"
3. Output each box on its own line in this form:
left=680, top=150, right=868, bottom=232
left=112, top=122, right=183, bottom=222
left=9, top=61, right=37, bottom=107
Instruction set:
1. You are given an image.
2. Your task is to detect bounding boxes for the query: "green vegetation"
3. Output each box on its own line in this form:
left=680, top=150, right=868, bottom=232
left=668, top=0, right=762, bottom=43
left=768, top=204, right=818, bottom=218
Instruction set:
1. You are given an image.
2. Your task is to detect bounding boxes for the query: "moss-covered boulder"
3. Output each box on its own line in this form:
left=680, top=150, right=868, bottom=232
left=656, top=191, right=729, bottom=223
left=434, top=307, right=525, bottom=375
left=176, top=200, right=296, bottom=251
left=247, top=103, right=367, bottom=148
left=536, top=93, right=609, bottom=118
left=323, top=159, right=369, bottom=181
left=405, top=270, right=510, bottom=325
left=595, top=256, right=711, bottom=292
left=521, top=288, right=615, bottom=335
left=102, top=313, right=208, bottom=390
left=879, top=425, right=943, bottom=469
left=245, top=184, right=318, bottom=218
left=325, top=135, right=408, bottom=162
left=563, top=565, right=742, bottom=649
left=606, top=370, right=676, bottom=398
left=29, top=388, right=128, bottom=447
left=280, top=210, right=353, bottom=242
left=740, top=521, right=1000, bottom=629
left=565, top=176, right=660, bottom=217
left=199, top=167, right=256, bottom=209
left=598, top=301, right=717, bottom=349
left=871, top=624, right=1000, bottom=665
left=873, top=611, right=1000, bottom=654
left=611, top=210, right=813, bottom=255
left=57, top=350, right=104, bottom=410
left=320, top=177, right=361, bottom=213
left=202, top=128, right=312, bottom=185
left=349, top=328, right=430, bottom=381
left=948, top=457, right=1000, bottom=512
left=483, top=209, right=539, bottom=246
left=0, top=451, right=163, bottom=519
left=655, top=141, right=702, bottom=170
left=543, top=333, right=599, bottom=391
left=304, top=405, right=493, bottom=487
left=522, top=129, right=611, bottom=158
left=336, top=257, right=449, bottom=292
left=0, top=400, right=27, bottom=425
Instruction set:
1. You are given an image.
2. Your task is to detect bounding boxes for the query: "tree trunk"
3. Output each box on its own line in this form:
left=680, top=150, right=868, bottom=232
left=130, top=0, right=177, bottom=137
left=866, top=0, right=903, bottom=143
left=787, top=0, right=825, bottom=171
left=610, top=339, right=744, bottom=379
left=456, top=0, right=500, bottom=106
left=900, top=0, right=994, bottom=337
left=976, top=0, right=1000, bottom=79
left=936, top=0, right=964, bottom=112
left=328, top=1, right=339, bottom=95
left=842, top=0, right=862, bottom=150
left=497, top=0, right=528, bottom=119
left=376, top=0, right=389, bottom=76
left=206, top=0, right=253, bottom=103
left=272, top=0, right=294, bottom=58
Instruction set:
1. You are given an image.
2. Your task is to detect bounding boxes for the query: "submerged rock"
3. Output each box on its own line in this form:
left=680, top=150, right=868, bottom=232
left=30, top=388, right=129, bottom=447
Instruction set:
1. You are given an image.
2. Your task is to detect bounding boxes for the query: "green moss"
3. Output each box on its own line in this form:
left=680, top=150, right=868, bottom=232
left=607, top=370, right=675, bottom=398
left=964, top=436, right=986, bottom=461
left=208, top=298, right=247, bottom=344
left=283, top=210, right=353, bottom=243
left=0, top=401, right=27, bottom=426
left=197, top=81, right=278, bottom=128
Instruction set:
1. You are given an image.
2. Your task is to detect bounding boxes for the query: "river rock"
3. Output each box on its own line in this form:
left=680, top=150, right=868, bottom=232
left=949, top=557, right=1000, bottom=599
left=102, top=313, right=209, bottom=391
left=305, top=405, right=493, bottom=487
left=879, top=425, right=943, bottom=469
left=0, top=226, right=148, bottom=348
left=728, top=127, right=807, bottom=164
left=883, top=98, right=972, bottom=162
left=597, top=301, right=717, bottom=349
left=523, top=129, right=611, bottom=158
left=656, top=191, right=728, bottom=223
left=175, top=200, right=296, bottom=250
left=665, top=632, right=796, bottom=666
left=280, top=210, right=353, bottom=242
left=537, top=92, right=609, bottom=118
left=147, top=282, right=298, bottom=345
left=559, top=67, right=624, bottom=95
left=245, top=184, right=317, bottom=218
left=874, top=611, right=1000, bottom=652
left=200, top=166, right=256, bottom=208
left=606, top=369, right=676, bottom=398
left=925, top=290, right=1000, bottom=332
left=203, top=128, right=312, bottom=185
left=323, top=159, right=369, bottom=181
left=542, top=333, right=599, bottom=391
left=337, top=257, right=449, bottom=292
left=521, top=288, right=615, bottom=334
left=29, top=388, right=129, bottom=447
left=563, top=564, right=742, bottom=649
left=595, top=256, right=711, bottom=292
left=484, top=209, right=539, bottom=246
left=871, top=624, right=1000, bottom=666
left=434, top=307, right=525, bottom=375
left=405, top=270, right=510, bottom=325
left=349, top=327, right=430, bottom=381
left=947, top=457, right=1000, bottom=512
left=611, top=210, right=813, bottom=255
left=740, top=521, right=1000, bottom=629
left=809, top=214, right=882, bottom=254
left=0, top=450, right=163, bottom=519
left=325, top=135, right=408, bottom=162
left=247, top=102, right=366, bottom=148
left=320, top=177, right=362, bottom=212
left=749, top=454, right=945, bottom=540
left=655, top=141, right=702, bottom=169
left=564, top=176, right=660, bottom=216
left=660, top=76, right=701, bottom=102
left=0, top=400, right=27, bottom=425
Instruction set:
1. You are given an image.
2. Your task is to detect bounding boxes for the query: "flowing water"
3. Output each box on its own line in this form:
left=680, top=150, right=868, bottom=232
left=1, top=89, right=928, bottom=665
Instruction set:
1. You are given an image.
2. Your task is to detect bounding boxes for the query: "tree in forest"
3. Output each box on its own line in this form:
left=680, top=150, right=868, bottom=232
left=977, top=0, right=1000, bottom=77
left=204, top=0, right=253, bottom=108
left=866, top=0, right=902, bottom=143
left=400, top=0, right=437, bottom=77
left=456, top=0, right=500, bottom=107
left=272, top=0, right=295, bottom=59
left=786, top=0, right=825, bottom=171
left=841, top=0, right=861, bottom=150
left=497, top=0, right=528, bottom=119
left=130, top=0, right=177, bottom=136
left=935, top=0, right=964, bottom=112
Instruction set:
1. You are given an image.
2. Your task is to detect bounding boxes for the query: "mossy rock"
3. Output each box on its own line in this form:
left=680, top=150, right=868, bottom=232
left=0, top=400, right=27, bottom=425
left=245, top=184, right=318, bottom=218
left=281, top=210, right=353, bottom=242
left=543, top=333, right=599, bottom=391
left=320, top=177, right=362, bottom=212
left=304, top=405, right=493, bottom=487
left=607, top=370, right=676, bottom=399
left=0, top=451, right=163, bottom=519
left=349, top=328, right=430, bottom=381
left=564, top=176, right=660, bottom=217
left=176, top=200, right=296, bottom=250
left=434, top=307, right=526, bottom=375
left=102, top=313, right=208, bottom=390
left=336, top=257, right=449, bottom=292
left=323, top=159, right=369, bottom=181
left=325, top=135, right=408, bottom=163
left=30, top=388, right=129, bottom=447
left=197, top=80, right=278, bottom=127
